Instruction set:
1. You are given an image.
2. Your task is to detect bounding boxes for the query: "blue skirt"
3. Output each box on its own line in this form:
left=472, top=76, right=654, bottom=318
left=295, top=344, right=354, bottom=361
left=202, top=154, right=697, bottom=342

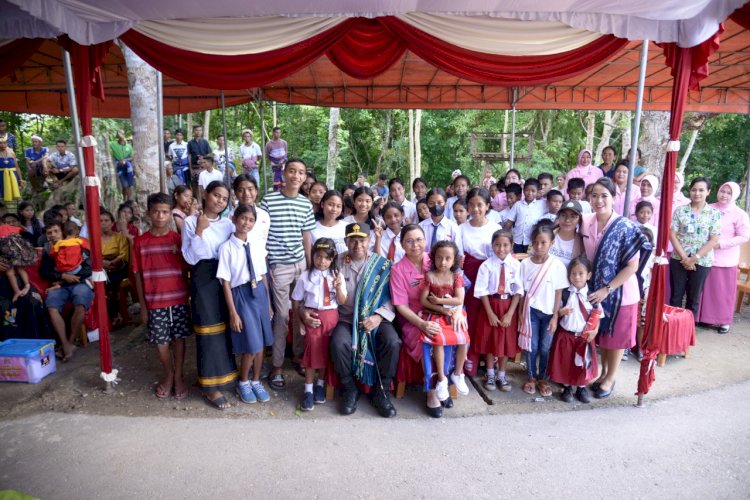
left=230, top=280, right=273, bottom=354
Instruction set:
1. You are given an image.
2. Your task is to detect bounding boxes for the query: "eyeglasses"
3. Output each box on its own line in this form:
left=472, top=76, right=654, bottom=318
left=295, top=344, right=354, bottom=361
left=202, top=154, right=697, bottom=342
left=559, top=213, right=580, bottom=221
left=403, top=237, right=425, bottom=246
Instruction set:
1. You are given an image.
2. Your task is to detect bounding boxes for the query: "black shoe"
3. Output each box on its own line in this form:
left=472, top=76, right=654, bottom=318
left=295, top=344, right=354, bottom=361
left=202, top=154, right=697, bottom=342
left=561, top=385, right=574, bottom=403
left=426, top=404, right=443, bottom=418
left=594, top=381, right=615, bottom=399
left=576, top=386, right=591, bottom=403
left=301, top=391, right=314, bottom=412
left=718, top=325, right=730, bottom=334
left=370, top=387, right=397, bottom=418
left=591, top=381, right=601, bottom=392
left=340, top=386, right=359, bottom=416
left=440, top=396, right=454, bottom=409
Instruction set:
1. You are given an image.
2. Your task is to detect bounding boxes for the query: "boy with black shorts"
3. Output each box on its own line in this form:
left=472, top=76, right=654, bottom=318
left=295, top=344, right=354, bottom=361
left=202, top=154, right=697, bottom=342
left=132, top=193, right=191, bottom=400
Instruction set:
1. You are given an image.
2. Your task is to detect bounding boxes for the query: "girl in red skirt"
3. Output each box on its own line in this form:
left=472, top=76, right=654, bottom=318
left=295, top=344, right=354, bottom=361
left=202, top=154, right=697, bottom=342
left=419, top=240, right=470, bottom=401
left=292, top=238, right=347, bottom=411
left=474, top=230, right=523, bottom=392
left=548, top=257, right=602, bottom=403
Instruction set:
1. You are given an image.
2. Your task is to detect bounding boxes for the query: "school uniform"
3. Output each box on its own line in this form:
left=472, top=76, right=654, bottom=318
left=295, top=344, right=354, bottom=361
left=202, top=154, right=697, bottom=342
left=419, top=216, right=458, bottom=253
left=216, top=234, right=273, bottom=355
left=473, top=254, right=523, bottom=357
left=379, top=227, right=405, bottom=263
left=506, top=199, right=546, bottom=252
left=548, top=285, right=601, bottom=387
left=291, top=269, right=340, bottom=370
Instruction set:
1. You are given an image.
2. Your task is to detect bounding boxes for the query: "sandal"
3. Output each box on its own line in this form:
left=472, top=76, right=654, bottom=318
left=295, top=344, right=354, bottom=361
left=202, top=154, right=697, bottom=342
left=523, top=379, right=536, bottom=395
left=269, top=373, right=286, bottom=390
left=155, top=383, right=172, bottom=399
left=203, top=393, right=230, bottom=411
left=291, top=360, right=305, bottom=377
left=537, top=380, right=552, bottom=397
left=174, top=382, right=189, bottom=401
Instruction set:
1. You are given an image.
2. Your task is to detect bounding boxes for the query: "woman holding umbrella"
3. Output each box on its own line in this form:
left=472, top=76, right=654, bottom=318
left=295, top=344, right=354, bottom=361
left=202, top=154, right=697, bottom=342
left=579, top=177, right=650, bottom=398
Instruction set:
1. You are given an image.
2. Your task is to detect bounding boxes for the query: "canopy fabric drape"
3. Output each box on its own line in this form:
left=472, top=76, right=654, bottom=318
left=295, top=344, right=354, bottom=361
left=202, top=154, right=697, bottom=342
left=0, top=38, right=43, bottom=79
left=133, top=13, right=604, bottom=56
left=119, top=16, right=629, bottom=89
left=730, top=2, right=750, bottom=30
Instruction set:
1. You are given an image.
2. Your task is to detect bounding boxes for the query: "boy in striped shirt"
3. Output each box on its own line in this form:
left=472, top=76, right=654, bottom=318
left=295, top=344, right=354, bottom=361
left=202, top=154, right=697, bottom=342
left=260, top=158, right=315, bottom=390
left=132, top=192, right=190, bottom=400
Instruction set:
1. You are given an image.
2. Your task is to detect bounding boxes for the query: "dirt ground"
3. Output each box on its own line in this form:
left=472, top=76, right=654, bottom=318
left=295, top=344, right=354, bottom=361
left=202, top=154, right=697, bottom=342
left=2, top=307, right=749, bottom=421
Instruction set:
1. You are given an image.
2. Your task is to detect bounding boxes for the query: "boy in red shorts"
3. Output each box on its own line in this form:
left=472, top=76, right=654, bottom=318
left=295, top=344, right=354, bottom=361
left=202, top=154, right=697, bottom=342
left=132, top=193, right=190, bottom=400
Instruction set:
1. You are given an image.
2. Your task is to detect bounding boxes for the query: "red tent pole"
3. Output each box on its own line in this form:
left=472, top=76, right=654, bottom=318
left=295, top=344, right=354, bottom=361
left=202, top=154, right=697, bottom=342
left=68, top=42, right=114, bottom=386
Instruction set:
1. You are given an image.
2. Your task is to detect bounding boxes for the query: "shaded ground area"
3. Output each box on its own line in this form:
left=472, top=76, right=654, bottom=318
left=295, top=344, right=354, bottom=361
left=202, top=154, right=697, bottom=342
left=2, top=306, right=749, bottom=421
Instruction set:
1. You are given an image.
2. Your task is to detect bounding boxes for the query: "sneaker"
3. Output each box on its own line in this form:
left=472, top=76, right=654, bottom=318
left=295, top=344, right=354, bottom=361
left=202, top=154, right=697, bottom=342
left=251, top=382, right=271, bottom=402
left=451, top=372, right=470, bottom=395
left=237, top=383, right=257, bottom=404
left=301, top=391, right=314, bottom=411
left=622, top=348, right=630, bottom=361
left=561, top=385, right=574, bottom=403
left=313, top=384, right=326, bottom=404
left=436, top=378, right=449, bottom=401
left=484, top=376, right=497, bottom=391
left=718, top=325, right=730, bottom=334
left=576, top=386, right=591, bottom=404
left=498, top=378, right=512, bottom=392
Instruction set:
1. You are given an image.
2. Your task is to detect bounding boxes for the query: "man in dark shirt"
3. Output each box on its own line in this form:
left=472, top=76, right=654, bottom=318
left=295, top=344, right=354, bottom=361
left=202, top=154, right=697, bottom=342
left=187, top=125, right=210, bottom=192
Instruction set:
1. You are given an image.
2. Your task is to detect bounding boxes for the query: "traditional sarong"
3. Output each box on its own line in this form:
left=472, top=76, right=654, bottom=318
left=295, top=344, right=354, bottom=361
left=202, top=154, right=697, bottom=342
left=352, top=253, right=391, bottom=386
left=191, top=259, right=238, bottom=393
left=697, top=266, right=736, bottom=325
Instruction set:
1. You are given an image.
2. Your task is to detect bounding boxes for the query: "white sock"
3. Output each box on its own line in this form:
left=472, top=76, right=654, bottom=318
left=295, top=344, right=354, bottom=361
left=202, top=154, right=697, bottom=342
left=487, top=368, right=495, bottom=380
left=239, top=380, right=250, bottom=387
left=315, top=379, right=325, bottom=387
left=251, top=380, right=261, bottom=386
left=304, top=383, right=313, bottom=393
left=498, top=371, right=507, bottom=382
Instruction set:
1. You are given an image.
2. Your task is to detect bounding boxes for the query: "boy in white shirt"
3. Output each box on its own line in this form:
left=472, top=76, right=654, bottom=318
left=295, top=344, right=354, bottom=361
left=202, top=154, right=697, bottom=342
left=566, top=177, right=592, bottom=214
left=197, top=156, right=224, bottom=201
left=503, top=179, right=546, bottom=254
left=541, top=190, right=564, bottom=222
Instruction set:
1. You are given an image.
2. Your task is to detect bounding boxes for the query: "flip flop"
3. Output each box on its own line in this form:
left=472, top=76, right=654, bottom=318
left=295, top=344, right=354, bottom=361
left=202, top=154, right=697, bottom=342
left=174, top=384, right=189, bottom=401
left=203, top=394, right=230, bottom=411
left=155, top=383, right=172, bottom=399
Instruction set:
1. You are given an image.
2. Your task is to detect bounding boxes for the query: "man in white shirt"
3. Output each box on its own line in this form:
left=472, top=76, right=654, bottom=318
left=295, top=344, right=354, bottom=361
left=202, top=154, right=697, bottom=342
left=239, top=129, right=262, bottom=186
left=197, top=156, right=224, bottom=202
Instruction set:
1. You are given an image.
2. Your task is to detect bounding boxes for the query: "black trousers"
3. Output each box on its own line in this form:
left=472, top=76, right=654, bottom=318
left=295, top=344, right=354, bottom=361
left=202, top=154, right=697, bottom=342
left=330, top=320, right=401, bottom=390
left=669, top=259, right=711, bottom=318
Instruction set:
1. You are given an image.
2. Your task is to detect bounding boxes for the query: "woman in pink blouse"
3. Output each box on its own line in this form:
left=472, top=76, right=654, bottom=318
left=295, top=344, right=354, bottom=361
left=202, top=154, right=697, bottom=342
left=697, top=182, right=750, bottom=333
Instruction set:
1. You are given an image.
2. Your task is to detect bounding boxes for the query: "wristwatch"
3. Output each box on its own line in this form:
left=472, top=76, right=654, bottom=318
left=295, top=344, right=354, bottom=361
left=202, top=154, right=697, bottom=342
left=605, top=283, right=613, bottom=294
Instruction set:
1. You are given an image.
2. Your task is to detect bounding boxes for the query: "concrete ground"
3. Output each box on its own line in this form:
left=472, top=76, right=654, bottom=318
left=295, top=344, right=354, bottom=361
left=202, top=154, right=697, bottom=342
left=0, top=308, right=749, bottom=498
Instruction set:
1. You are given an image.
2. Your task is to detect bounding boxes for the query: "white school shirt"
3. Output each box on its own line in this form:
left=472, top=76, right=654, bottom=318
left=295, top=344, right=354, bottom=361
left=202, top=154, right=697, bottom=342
left=291, top=269, right=339, bottom=311
left=559, top=284, right=603, bottom=334
left=444, top=195, right=459, bottom=221
left=520, top=256, right=569, bottom=315
left=456, top=221, right=501, bottom=259
left=487, top=209, right=505, bottom=225
left=400, top=199, right=418, bottom=225
left=379, top=227, right=405, bottom=263
left=216, top=234, right=268, bottom=289
left=419, top=216, right=458, bottom=253
left=540, top=212, right=558, bottom=222
left=578, top=200, right=593, bottom=214
left=228, top=204, right=270, bottom=246
left=474, top=254, right=524, bottom=298
left=181, top=215, right=234, bottom=265
left=311, top=220, right=348, bottom=255
left=507, top=199, right=547, bottom=245
left=198, top=168, right=224, bottom=189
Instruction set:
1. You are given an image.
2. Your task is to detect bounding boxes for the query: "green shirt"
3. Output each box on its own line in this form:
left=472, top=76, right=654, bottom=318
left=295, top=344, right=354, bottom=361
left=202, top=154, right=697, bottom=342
left=110, top=141, right=133, bottom=161
left=671, top=204, right=721, bottom=267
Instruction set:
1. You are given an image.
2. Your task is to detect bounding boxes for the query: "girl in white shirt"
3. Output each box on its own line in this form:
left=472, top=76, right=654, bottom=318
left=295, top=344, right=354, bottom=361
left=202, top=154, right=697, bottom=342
left=292, top=238, right=347, bottom=411
left=519, top=224, right=569, bottom=398
left=379, top=201, right=405, bottom=263
left=548, top=257, right=602, bottom=404
left=217, top=204, right=273, bottom=406
left=311, top=190, right=348, bottom=254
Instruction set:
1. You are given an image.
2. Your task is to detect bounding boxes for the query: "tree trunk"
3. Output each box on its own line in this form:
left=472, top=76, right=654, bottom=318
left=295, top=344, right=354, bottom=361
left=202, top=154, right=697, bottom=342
left=121, top=42, right=160, bottom=208
left=186, top=113, right=193, bottom=137
left=638, top=111, right=671, bottom=176
left=376, top=110, right=392, bottom=173
left=408, top=110, right=415, bottom=187
left=679, top=129, right=699, bottom=174
left=594, top=110, right=621, bottom=162
left=272, top=102, right=277, bottom=128
left=326, top=107, right=340, bottom=189
left=414, top=109, right=422, bottom=180
left=203, top=110, right=211, bottom=141
left=95, top=122, right=118, bottom=212
left=585, top=111, right=596, bottom=152
left=621, top=110, right=632, bottom=158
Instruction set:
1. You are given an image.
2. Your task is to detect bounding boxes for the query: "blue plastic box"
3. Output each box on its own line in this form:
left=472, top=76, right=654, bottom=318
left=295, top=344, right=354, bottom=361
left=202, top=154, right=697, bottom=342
left=0, top=339, right=57, bottom=384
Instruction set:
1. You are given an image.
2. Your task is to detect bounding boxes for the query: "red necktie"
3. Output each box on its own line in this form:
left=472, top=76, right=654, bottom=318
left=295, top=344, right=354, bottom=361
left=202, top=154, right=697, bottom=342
left=323, top=274, right=332, bottom=307
left=388, top=238, right=396, bottom=261
left=576, top=292, right=589, bottom=320
left=497, top=263, right=506, bottom=295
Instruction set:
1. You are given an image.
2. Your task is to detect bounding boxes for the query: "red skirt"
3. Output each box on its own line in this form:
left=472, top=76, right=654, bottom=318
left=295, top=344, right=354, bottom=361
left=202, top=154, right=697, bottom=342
left=463, top=254, right=484, bottom=376
left=474, top=296, right=519, bottom=357
left=548, top=327, right=598, bottom=387
left=420, top=310, right=470, bottom=346
left=303, top=308, right=338, bottom=370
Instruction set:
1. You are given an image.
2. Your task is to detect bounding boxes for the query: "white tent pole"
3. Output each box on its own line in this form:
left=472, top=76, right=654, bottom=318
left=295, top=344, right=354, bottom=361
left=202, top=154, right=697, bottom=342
left=62, top=48, right=87, bottom=207
left=745, top=152, right=750, bottom=212
left=624, top=39, right=649, bottom=218
left=509, top=87, right=518, bottom=171
left=156, top=70, right=166, bottom=194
